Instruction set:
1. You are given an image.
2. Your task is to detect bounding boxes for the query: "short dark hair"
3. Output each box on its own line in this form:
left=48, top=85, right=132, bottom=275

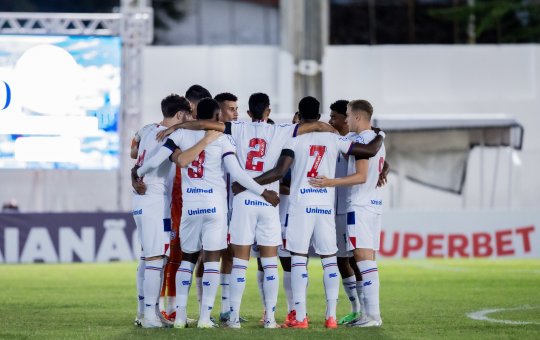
left=197, top=98, right=220, bottom=120
left=185, top=85, right=211, bottom=103
left=348, top=99, right=374, bottom=120
left=214, top=92, right=238, bottom=103
left=161, top=94, right=191, bottom=118
left=330, top=100, right=349, bottom=116
left=298, top=96, right=320, bottom=120
left=248, top=92, right=270, bottom=120
left=267, top=118, right=275, bottom=125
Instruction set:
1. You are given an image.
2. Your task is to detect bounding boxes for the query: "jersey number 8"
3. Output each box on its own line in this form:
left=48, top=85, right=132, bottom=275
left=187, top=151, right=205, bottom=178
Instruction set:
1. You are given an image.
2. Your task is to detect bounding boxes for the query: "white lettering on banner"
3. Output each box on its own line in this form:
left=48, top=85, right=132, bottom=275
left=20, top=227, right=59, bottom=263
left=59, top=227, right=95, bottom=263
left=96, top=219, right=133, bottom=262
left=379, top=211, right=540, bottom=259
left=5, top=228, right=18, bottom=263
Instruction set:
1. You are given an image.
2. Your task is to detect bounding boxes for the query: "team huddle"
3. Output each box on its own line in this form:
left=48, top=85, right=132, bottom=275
left=130, top=85, right=387, bottom=330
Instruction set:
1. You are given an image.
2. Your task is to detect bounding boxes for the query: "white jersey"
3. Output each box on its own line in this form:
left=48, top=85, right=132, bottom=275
left=347, top=130, right=386, bottom=214
left=227, top=121, right=297, bottom=193
left=285, top=132, right=352, bottom=207
left=135, top=124, right=175, bottom=196
left=335, top=147, right=350, bottom=215
left=168, top=129, right=236, bottom=204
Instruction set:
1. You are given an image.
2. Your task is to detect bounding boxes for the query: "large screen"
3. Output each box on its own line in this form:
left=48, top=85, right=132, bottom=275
left=0, top=35, right=121, bottom=170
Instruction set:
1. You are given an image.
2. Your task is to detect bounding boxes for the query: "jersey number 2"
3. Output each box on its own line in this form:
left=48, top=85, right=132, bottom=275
left=187, top=151, right=205, bottom=178
left=307, top=145, right=326, bottom=178
left=245, top=138, right=267, bottom=172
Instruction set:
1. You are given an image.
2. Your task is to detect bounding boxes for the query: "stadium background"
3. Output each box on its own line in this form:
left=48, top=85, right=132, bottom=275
left=0, top=0, right=538, bottom=338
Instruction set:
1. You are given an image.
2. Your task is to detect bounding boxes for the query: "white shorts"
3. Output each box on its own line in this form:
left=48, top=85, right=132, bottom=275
left=180, top=201, right=228, bottom=253
left=132, top=194, right=171, bottom=258
left=335, top=213, right=352, bottom=257
left=285, top=205, right=337, bottom=256
left=346, top=206, right=382, bottom=251
left=229, top=192, right=281, bottom=247
left=278, top=214, right=291, bottom=257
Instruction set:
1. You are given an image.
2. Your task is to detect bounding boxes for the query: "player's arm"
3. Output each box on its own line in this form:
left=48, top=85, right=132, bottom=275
left=377, top=161, right=389, bottom=187
left=134, top=143, right=176, bottom=178
left=347, top=133, right=385, bottom=159
left=175, top=131, right=222, bottom=168
left=295, top=121, right=337, bottom=135
left=130, top=137, right=139, bottom=159
left=223, top=154, right=280, bottom=207
left=309, top=158, right=368, bottom=188
left=232, top=150, right=295, bottom=195
left=156, top=121, right=226, bottom=141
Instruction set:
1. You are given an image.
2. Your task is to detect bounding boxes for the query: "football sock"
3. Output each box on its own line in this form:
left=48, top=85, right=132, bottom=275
left=321, top=256, right=339, bottom=319
left=229, top=258, right=248, bottom=322
left=291, top=255, right=308, bottom=321
left=357, top=260, right=380, bottom=320
left=356, top=280, right=366, bottom=315
left=200, top=262, right=220, bottom=323
left=175, top=261, right=195, bottom=322
left=137, top=257, right=145, bottom=316
left=220, top=273, right=231, bottom=315
left=143, top=258, right=164, bottom=320
left=342, top=275, right=361, bottom=313
left=257, top=268, right=265, bottom=310
left=283, top=270, right=294, bottom=312
left=261, top=257, right=279, bottom=323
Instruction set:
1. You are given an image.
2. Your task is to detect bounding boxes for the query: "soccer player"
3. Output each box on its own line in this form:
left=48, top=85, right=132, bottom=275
left=238, top=96, right=384, bottom=329
left=160, top=84, right=213, bottom=320
left=157, top=94, right=337, bottom=328
left=328, top=99, right=363, bottom=324
left=310, top=99, right=386, bottom=327
left=131, top=94, right=219, bottom=328
left=140, top=98, right=279, bottom=328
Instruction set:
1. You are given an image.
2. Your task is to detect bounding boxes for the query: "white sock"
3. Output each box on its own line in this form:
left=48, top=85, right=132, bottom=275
left=165, top=296, right=175, bottom=315
left=291, top=255, right=308, bottom=321
left=342, top=275, right=361, bottom=313
left=199, top=262, right=220, bottom=323
left=321, top=257, right=339, bottom=319
left=175, top=261, right=195, bottom=322
left=283, top=270, right=294, bottom=312
left=356, top=280, right=366, bottom=315
left=229, top=258, right=248, bottom=322
left=143, top=258, right=164, bottom=320
left=220, top=273, right=231, bottom=315
left=261, top=257, right=279, bottom=323
left=257, top=269, right=265, bottom=310
left=137, top=257, right=145, bottom=316
left=357, top=260, right=380, bottom=320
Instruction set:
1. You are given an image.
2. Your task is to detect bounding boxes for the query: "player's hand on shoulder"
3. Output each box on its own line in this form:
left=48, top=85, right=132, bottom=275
left=309, top=175, right=330, bottom=188
left=261, top=189, right=280, bottom=207
left=203, top=130, right=222, bottom=143
left=231, top=181, right=246, bottom=195
left=156, top=127, right=175, bottom=142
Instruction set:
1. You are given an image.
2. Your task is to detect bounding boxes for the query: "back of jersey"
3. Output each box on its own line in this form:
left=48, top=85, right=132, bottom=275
left=286, top=131, right=351, bottom=207
left=347, top=130, right=386, bottom=213
left=136, top=124, right=175, bottom=196
left=230, top=121, right=296, bottom=193
left=171, top=129, right=235, bottom=204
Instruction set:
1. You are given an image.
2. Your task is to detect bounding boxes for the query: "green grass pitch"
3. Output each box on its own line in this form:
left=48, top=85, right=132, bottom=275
left=1, top=259, right=539, bottom=339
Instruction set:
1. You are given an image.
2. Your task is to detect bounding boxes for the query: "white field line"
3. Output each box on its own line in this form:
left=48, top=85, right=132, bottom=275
left=467, top=306, right=540, bottom=325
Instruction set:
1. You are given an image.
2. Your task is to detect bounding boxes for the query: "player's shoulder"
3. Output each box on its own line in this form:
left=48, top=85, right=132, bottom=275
left=218, top=134, right=237, bottom=146
left=136, top=123, right=158, bottom=137
left=357, top=130, right=377, bottom=143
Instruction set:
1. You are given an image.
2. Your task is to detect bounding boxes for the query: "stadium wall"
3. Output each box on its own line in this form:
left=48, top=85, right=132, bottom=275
left=0, top=211, right=537, bottom=263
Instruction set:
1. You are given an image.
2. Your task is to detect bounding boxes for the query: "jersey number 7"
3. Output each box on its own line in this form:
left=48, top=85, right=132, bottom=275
left=245, top=138, right=267, bottom=172
left=187, top=151, right=205, bottom=178
left=307, top=145, right=326, bottom=178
